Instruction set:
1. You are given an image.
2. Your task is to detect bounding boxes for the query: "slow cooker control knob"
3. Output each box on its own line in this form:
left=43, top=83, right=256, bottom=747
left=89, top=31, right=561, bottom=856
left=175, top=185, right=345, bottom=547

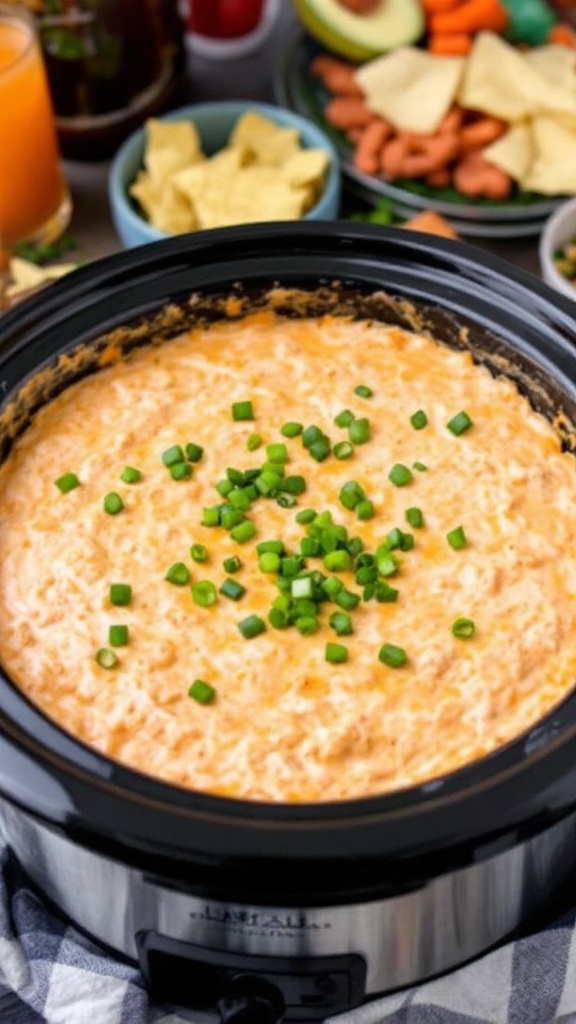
left=217, top=973, right=286, bottom=1024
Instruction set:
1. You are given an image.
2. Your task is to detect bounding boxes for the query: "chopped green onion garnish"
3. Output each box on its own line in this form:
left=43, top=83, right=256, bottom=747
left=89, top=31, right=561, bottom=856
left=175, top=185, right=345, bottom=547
left=333, top=441, right=354, bottom=460
left=410, top=410, right=428, bottom=430
left=405, top=507, right=424, bottom=528
left=162, top=445, right=184, bottom=467
left=185, top=443, right=204, bottom=462
left=355, top=564, right=377, bottom=585
left=55, top=472, right=80, bottom=494
left=223, top=556, right=242, bottom=573
left=309, top=439, right=331, bottom=462
left=356, top=499, right=374, bottom=521
left=291, top=577, right=313, bottom=599
left=296, top=616, right=319, bottom=636
left=281, top=555, right=304, bottom=577
left=322, top=575, right=343, bottom=599
left=103, top=492, right=124, bottom=515
left=302, top=425, right=324, bottom=448
left=188, top=679, right=216, bottom=705
left=334, top=409, right=355, bottom=428
left=201, top=506, right=221, bottom=527
left=349, top=417, right=370, bottom=445
left=266, top=443, right=289, bottom=464
left=378, top=643, right=407, bottom=668
left=329, top=611, right=353, bottom=636
left=447, top=526, right=468, bottom=550
left=281, top=421, right=303, bottom=438
left=237, top=614, right=266, bottom=639
left=339, top=480, right=365, bottom=510
left=295, top=508, right=316, bottom=525
left=120, top=466, right=141, bottom=484
left=257, top=540, right=285, bottom=555
left=170, top=462, right=192, bottom=481
left=191, top=580, right=217, bottom=607
left=325, top=642, right=348, bottom=664
left=335, top=588, right=360, bottom=611
left=109, top=625, right=129, bottom=647
left=228, top=488, right=252, bottom=511
left=354, top=385, right=373, bottom=398
left=375, top=582, right=398, bottom=603
left=452, top=617, right=476, bottom=639
left=216, top=478, right=234, bottom=498
left=413, top=461, right=428, bottom=472
left=447, top=411, right=473, bottom=436
left=259, top=552, right=281, bottom=573
left=109, top=583, right=131, bottom=607
left=389, top=463, right=413, bottom=487
left=221, top=508, right=244, bottom=530
left=190, top=543, right=208, bottom=563
left=232, top=401, right=254, bottom=421
left=246, top=433, right=262, bottom=452
left=165, top=562, right=190, bottom=586
left=226, top=467, right=245, bottom=485
left=300, top=536, right=320, bottom=557
left=376, top=547, right=400, bottom=577
left=283, top=475, right=306, bottom=495
left=220, top=578, right=246, bottom=601
left=268, top=607, right=289, bottom=628
left=230, top=520, right=256, bottom=544
left=95, top=647, right=118, bottom=669
left=324, top=549, right=351, bottom=572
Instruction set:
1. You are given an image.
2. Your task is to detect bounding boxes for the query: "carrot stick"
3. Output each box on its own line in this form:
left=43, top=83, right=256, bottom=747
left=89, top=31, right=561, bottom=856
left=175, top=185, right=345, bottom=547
left=428, top=32, right=473, bottom=54
left=430, top=0, right=509, bottom=35
left=548, top=22, right=576, bottom=47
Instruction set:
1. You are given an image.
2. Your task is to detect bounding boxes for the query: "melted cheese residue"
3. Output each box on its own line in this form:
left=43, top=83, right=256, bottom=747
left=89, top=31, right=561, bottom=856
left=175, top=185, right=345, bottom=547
left=1, top=310, right=576, bottom=803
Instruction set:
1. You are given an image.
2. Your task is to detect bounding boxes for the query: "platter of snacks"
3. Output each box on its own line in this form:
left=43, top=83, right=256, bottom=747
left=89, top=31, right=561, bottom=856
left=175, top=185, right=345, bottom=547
left=278, top=0, right=576, bottom=236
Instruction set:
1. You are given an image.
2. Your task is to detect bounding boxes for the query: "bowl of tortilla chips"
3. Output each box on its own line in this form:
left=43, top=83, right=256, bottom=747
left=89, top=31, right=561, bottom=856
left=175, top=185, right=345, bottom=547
left=109, top=100, right=341, bottom=249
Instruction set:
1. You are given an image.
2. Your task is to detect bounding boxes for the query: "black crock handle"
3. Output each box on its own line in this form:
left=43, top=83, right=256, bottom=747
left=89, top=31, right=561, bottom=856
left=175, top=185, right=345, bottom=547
left=218, top=973, right=286, bottom=1023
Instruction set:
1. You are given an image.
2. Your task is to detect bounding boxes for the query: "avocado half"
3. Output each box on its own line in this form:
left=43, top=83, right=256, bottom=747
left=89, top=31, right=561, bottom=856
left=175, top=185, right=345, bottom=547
left=292, top=0, right=425, bottom=62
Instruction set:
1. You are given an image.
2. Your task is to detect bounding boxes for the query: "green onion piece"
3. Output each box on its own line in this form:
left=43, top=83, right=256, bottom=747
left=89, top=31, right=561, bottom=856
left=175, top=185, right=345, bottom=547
left=228, top=488, right=252, bottom=511
left=220, top=578, right=246, bottom=601
left=362, top=583, right=376, bottom=601
left=356, top=499, right=374, bottom=521
left=95, top=647, right=118, bottom=669
left=334, top=409, right=355, bottom=428
left=386, top=528, right=403, bottom=551
left=347, top=537, right=364, bottom=558
left=354, top=385, right=373, bottom=398
left=405, top=507, right=424, bottom=528
left=120, top=466, right=141, bottom=484
left=191, top=580, right=217, bottom=607
left=201, top=506, right=221, bottom=527
left=247, top=433, right=262, bottom=452
left=221, top=508, right=244, bottom=530
left=295, top=508, right=316, bottom=525
left=103, top=492, right=124, bottom=515
left=376, top=547, right=400, bottom=577
left=452, top=617, right=476, bottom=639
left=277, top=493, right=296, bottom=509
left=55, top=472, right=80, bottom=494
left=268, top=607, right=289, bottom=628
left=109, top=624, right=129, bottom=647
left=400, top=532, right=414, bottom=552
left=190, top=543, right=208, bottom=563
left=293, top=597, right=317, bottom=618
left=237, top=614, right=266, bottom=639
left=325, top=642, right=348, bottom=664
left=309, top=439, right=331, bottom=462
left=260, top=462, right=286, bottom=478
left=230, top=520, right=256, bottom=544
left=335, top=588, right=360, bottom=611
left=322, top=575, right=343, bottom=599
left=226, top=467, right=245, bottom=485
left=349, top=417, right=370, bottom=445
left=255, top=470, right=283, bottom=495
left=378, top=643, right=407, bottom=668
left=232, top=400, right=254, bottom=421
left=281, top=555, right=304, bottom=577
left=216, top=478, right=234, bottom=498
left=266, top=443, right=289, bottom=464
left=165, top=562, right=190, bottom=586
left=300, top=536, right=320, bottom=557
left=109, top=583, right=131, bottom=607
left=296, top=616, right=319, bottom=636
left=447, top=411, right=473, bottom=436
left=339, top=480, right=365, bottom=510
left=291, top=577, right=313, bottom=599
left=223, top=556, right=242, bottom=574
left=283, top=475, right=306, bottom=495
left=355, top=564, right=377, bottom=585
left=170, top=462, right=192, bottom=481
left=162, top=445, right=184, bottom=467
left=447, top=526, right=468, bottom=550
left=281, top=421, right=303, bottom=438
left=259, top=552, right=281, bottom=573
left=188, top=679, right=216, bottom=705
left=410, top=410, right=428, bottom=430
left=324, top=549, right=351, bottom=572
left=185, top=443, right=204, bottom=463
left=257, top=540, right=285, bottom=555
left=333, top=441, right=354, bottom=460
left=320, top=525, right=346, bottom=553
left=389, top=463, right=413, bottom=487
left=302, top=425, right=324, bottom=449
left=375, top=582, right=399, bottom=603
left=329, top=611, right=353, bottom=636
left=413, top=461, right=428, bottom=472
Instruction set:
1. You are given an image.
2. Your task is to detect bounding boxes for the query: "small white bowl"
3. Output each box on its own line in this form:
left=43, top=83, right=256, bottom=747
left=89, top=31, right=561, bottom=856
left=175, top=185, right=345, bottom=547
left=539, top=196, right=576, bottom=303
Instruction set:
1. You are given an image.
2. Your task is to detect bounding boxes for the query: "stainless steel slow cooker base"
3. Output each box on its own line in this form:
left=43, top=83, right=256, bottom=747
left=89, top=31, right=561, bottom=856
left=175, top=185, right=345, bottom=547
left=3, top=800, right=575, bottom=1019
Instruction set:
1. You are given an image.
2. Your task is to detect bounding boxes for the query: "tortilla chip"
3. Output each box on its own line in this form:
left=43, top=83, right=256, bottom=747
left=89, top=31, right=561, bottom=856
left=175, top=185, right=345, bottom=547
left=355, top=47, right=465, bottom=134
left=229, top=112, right=301, bottom=165
left=144, top=118, right=204, bottom=182
left=282, top=149, right=329, bottom=188
left=521, top=116, right=576, bottom=194
left=524, top=45, right=576, bottom=95
left=483, top=122, right=534, bottom=183
left=6, top=257, right=76, bottom=298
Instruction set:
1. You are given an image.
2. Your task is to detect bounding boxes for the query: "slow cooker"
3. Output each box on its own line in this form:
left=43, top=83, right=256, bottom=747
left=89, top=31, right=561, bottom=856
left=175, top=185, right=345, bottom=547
left=1, top=224, right=576, bottom=1023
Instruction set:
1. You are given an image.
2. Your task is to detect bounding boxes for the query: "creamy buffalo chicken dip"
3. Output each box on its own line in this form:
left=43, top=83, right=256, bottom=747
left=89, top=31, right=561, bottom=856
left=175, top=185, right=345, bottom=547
left=1, top=305, right=576, bottom=803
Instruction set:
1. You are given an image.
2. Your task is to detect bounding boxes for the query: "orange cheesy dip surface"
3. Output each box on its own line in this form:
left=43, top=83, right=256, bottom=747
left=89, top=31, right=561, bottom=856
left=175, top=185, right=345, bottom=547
left=1, top=308, right=576, bottom=803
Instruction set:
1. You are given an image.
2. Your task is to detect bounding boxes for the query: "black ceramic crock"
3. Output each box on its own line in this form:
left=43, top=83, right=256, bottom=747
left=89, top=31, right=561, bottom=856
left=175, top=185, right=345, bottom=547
left=1, top=224, right=576, bottom=1020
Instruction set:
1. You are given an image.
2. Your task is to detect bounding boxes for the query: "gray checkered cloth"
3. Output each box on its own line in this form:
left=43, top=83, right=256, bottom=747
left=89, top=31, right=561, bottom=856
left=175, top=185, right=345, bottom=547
left=1, top=842, right=575, bottom=1024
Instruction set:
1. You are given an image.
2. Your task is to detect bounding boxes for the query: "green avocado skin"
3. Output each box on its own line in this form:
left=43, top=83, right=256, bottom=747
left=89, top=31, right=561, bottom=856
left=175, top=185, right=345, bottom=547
left=502, top=0, right=556, bottom=46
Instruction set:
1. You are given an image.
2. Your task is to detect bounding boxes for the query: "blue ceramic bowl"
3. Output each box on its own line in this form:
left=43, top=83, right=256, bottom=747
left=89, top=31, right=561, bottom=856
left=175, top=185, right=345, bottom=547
left=108, top=100, right=342, bottom=249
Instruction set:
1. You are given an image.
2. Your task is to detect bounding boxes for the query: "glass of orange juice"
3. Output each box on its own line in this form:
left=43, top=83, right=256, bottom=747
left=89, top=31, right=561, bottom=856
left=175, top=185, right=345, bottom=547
left=0, top=2, right=71, bottom=249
